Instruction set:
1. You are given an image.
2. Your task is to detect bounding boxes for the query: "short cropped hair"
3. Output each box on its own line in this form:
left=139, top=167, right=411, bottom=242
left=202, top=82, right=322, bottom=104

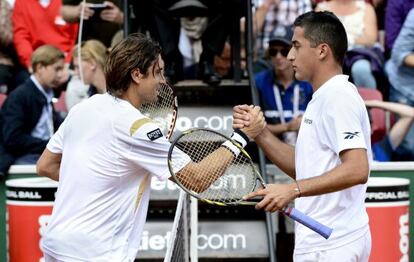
left=294, top=11, right=348, bottom=65
left=31, top=45, right=65, bottom=73
left=105, top=33, right=162, bottom=96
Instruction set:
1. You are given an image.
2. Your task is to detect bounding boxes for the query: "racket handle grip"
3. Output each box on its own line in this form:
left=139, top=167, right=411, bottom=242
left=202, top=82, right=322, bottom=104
left=283, top=207, right=333, bottom=239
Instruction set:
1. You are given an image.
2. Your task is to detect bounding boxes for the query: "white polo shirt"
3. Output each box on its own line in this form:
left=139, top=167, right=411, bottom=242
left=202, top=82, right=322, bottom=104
left=294, top=75, right=371, bottom=254
left=42, top=93, right=190, bottom=261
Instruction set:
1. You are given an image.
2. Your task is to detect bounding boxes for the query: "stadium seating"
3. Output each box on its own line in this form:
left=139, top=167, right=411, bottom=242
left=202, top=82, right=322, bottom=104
left=357, top=87, right=386, bottom=143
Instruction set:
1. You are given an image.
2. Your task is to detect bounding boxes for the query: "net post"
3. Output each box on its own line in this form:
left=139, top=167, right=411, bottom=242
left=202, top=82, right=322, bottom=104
left=190, top=196, right=198, bottom=261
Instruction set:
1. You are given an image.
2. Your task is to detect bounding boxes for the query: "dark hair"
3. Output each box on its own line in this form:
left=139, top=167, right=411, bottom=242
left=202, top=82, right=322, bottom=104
left=294, top=11, right=348, bottom=65
left=105, top=33, right=162, bottom=96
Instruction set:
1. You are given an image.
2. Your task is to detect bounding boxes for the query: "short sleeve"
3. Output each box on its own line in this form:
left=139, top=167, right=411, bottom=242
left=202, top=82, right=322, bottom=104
left=47, top=117, right=67, bottom=154
left=321, top=94, right=368, bottom=155
left=127, top=122, right=191, bottom=181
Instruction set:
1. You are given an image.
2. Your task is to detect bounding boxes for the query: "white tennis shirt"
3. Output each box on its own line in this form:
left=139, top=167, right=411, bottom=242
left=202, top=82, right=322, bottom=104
left=294, top=75, right=371, bottom=254
left=42, top=93, right=190, bottom=261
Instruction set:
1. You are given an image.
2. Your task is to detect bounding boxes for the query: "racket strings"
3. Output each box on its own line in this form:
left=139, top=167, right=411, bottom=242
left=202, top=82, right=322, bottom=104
left=139, top=83, right=176, bottom=136
left=171, top=130, right=257, bottom=204
left=176, top=131, right=222, bottom=193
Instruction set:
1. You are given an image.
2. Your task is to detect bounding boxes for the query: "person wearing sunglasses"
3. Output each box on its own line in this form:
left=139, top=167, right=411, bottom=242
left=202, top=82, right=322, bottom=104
left=255, top=25, right=313, bottom=146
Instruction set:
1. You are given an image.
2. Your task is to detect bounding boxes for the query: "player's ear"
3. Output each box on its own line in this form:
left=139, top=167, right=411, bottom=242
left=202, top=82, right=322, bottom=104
left=318, top=43, right=329, bottom=60
left=131, top=68, right=144, bottom=84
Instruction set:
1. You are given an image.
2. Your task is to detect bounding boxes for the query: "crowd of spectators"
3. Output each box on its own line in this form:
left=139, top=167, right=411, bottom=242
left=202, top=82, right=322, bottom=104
left=1, top=0, right=414, bottom=175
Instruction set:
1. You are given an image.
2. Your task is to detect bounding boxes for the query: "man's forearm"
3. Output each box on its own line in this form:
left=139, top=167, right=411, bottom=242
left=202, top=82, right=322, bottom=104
left=42, top=163, right=60, bottom=181
left=267, top=123, right=288, bottom=136
left=367, top=100, right=414, bottom=117
left=61, top=5, right=81, bottom=23
left=296, top=149, right=369, bottom=197
left=37, top=149, right=61, bottom=181
left=255, top=127, right=296, bottom=178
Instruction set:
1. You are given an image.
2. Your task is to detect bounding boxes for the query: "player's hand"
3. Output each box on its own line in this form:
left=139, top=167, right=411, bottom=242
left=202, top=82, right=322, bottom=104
left=100, top=1, right=123, bottom=24
left=241, top=106, right=266, bottom=139
left=243, top=183, right=297, bottom=212
left=232, top=104, right=252, bottom=129
left=78, top=2, right=94, bottom=20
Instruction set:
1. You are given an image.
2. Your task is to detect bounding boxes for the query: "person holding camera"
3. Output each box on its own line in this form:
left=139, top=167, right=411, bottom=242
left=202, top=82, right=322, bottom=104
left=61, top=0, right=124, bottom=47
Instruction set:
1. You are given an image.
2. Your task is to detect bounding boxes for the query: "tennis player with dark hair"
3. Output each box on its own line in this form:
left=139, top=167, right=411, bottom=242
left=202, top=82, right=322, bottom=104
left=37, top=33, right=265, bottom=261
left=235, top=11, right=372, bottom=261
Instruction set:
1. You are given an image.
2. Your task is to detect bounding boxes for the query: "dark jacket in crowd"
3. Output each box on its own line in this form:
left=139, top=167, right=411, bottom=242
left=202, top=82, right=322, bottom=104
left=0, top=78, right=64, bottom=175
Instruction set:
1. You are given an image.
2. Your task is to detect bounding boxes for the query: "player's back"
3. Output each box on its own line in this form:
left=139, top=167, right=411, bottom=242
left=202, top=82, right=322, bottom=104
left=42, top=93, right=151, bottom=261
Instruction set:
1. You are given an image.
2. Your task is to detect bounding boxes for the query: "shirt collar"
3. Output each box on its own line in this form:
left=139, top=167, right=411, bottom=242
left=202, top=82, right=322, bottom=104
left=30, top=75, right=54, bottom=102
left=312, top=74, right=349, bottom=99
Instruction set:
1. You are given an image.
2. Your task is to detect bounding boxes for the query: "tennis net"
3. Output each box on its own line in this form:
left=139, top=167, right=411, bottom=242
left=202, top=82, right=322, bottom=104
left=164, top=191, right=191, bottom=262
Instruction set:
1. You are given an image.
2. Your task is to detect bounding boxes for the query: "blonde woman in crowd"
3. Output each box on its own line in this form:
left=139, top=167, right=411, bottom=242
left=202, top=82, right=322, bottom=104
left=65, top=40, right=108, bottom=110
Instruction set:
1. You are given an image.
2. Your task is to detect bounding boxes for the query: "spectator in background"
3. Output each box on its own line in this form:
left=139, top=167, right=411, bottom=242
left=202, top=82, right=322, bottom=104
left=61, top=0, right=123, bottom=48
left=385, top=8, right=414, bottom=161
left=65, top=40, right=108, bottom=110
left=144, top=0, right=246, bottom=85
left=12, top=0, right=78, bottom=70
left=0, top=45, right=65, bottom=176
left=184, top=41, right=235, bottom=80
left=213, top=42, right=233, bottom=78
left=253, top=0, right=312, bottom=56
left=384, top=0, right=414, bottom=57
left=179, top=16, right=208, bottom=74
left=0, top=0, right=18, bottom=94
left=255, top=25, right=312, bottom=145
left=365, top=100, right=414, bottom=161
left=316, top=0, right=380, bottom=90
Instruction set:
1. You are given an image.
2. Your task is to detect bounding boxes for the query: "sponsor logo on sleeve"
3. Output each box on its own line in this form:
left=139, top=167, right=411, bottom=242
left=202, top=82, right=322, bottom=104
left=343, top=131, right=360, bottom=139
left=147, top=128, right=163, bottom=141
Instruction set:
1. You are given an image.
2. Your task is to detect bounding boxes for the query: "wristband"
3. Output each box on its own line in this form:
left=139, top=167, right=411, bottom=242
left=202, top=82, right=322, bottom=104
left=232, top=129, right=249, bottom=148
left=221, top=129, right=249, bottom=157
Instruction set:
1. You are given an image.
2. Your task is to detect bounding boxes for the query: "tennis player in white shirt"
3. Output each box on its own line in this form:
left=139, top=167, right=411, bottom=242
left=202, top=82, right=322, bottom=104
left=235, top=11, right=372, bottom=261
left=37, top=33, right=265, bottom=262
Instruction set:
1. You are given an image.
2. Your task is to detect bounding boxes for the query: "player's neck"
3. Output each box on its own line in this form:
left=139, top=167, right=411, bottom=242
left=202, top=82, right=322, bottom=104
left=120, top=84, right=141, bottom=109
left=311, top=64, right=343, bottom=92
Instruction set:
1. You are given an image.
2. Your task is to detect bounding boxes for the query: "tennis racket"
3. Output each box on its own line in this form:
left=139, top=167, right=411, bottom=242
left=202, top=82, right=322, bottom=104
left=168, top=128, right=333, bottom=239
left=139, top=83, right=178, bottom=139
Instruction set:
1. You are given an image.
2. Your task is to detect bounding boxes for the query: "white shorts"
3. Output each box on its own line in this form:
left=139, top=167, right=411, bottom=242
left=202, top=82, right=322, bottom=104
left=294, top=230, right=371, bottom=262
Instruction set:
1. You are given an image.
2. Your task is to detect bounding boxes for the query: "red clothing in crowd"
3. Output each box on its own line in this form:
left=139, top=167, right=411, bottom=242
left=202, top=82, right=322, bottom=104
left=12, top=0, right=78, bottom=68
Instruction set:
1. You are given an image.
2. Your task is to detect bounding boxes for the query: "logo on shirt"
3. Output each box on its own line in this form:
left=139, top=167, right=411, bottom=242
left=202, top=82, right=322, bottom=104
left=304, top=118, right=313, bottom=125
left=343, top=132, right=360, bottom=139
left=147, top=128, right=163, bottom=141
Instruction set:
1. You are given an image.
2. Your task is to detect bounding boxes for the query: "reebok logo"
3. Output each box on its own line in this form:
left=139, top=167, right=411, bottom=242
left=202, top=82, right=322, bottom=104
left=343, top=132, right=359, bottom=139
